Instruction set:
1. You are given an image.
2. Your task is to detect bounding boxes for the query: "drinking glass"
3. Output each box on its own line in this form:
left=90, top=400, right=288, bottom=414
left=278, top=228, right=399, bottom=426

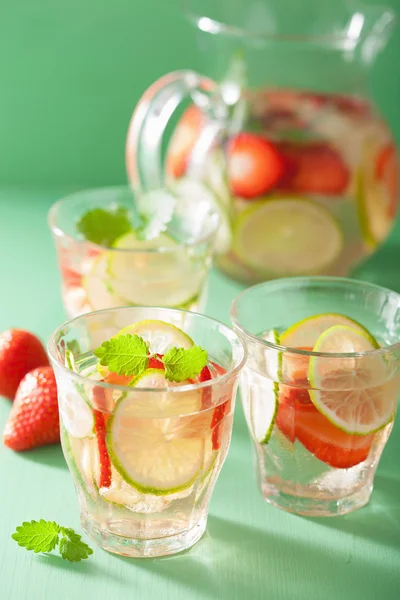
left=48, top=186, right=219, bottom=317
left=126, top=0, right=398, bottom=284
left=231, top=277, right=400, bottom=516
left=48, top=306, right=246, bottom=557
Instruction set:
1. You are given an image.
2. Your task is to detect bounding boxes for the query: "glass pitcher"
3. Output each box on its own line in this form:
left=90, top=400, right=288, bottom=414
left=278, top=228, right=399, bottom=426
left=126, top=0, right=398, bottom=284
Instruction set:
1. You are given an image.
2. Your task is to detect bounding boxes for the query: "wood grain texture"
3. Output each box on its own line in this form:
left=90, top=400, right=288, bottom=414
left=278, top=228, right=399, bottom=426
left=0, top=190, right=399, bottom=600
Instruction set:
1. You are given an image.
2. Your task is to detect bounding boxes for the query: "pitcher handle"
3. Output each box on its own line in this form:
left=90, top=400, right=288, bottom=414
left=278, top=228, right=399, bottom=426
left=126, top=70, right=222, bottom=191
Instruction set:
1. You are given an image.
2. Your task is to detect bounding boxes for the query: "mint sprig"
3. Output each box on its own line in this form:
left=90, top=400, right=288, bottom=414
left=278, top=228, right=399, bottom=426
left=12, top=520, right=93, bottom=562
left=163, top=346, right=208, bottom=382
left=94, top=334, right=208, bottom=383
left=94, top=334, right=149, bottom=376
left=76, top=207, right=131, bottom=246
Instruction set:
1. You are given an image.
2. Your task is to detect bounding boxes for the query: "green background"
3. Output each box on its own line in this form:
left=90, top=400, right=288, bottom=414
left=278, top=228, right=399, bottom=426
left=0, top=0, right=399, bottom=188
left=0, top=1, right=399, bottom=599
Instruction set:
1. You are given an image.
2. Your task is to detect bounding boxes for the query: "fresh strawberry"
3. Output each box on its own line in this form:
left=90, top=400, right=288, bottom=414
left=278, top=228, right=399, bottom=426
left=227, top=133, right=284, bottom=199
left=3, top=367, right=59, bottom=451
left=278, top=141, right=349, bottom=196
left=376, top=143, right=398, bottom=218
left=0, top=329, right=49, bottom=400
left=93, top=409, right=112, bottom=488
left=166, top=105, right=204, bottom=178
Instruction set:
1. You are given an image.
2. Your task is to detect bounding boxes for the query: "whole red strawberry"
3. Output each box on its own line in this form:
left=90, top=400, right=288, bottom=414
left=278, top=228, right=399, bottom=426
left=3, top=366, right=60, bottom=451
left=0, top=329, right=49, bottom=400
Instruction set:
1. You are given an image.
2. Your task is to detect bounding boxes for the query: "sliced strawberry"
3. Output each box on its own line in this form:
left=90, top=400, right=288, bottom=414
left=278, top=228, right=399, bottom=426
left=166, top=105, right=204, bottom=178
left=92, top=384, right=111, bottom=412
left=104, top=372, right=133, bottom=386
left=211, top=399, right=231, bottom=451
left=93, top=410, right=112, bottom=488
left=3, top=367, right=59, bottom=451
left=199, top=365, right=213, bottom=410
left=227, top=133, right=284, bottom=199
left=0, top=329, right=49, bottom=400
left=60, top=266, right=82, bottom=288
left=276, top=393, right=374, bottom=468
left=376, top=143, right=398, bottom=218
left=278, top=141, right=349, bottom=196
left=148, top=353, right=164, bottom=370
left=276, top=349, right=374, bottom=468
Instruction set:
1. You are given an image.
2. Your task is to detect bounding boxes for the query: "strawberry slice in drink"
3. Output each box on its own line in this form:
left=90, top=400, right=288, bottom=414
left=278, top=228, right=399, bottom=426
left=199, top=363, right=231, bottom=451
left=93, top=409, right=112, bottom=488
left=276, top=393, right=374, bottom=468
left=278, top=141, right=350, bottom=196
left=276, top=350, right=374, bottom=469
left=227, top=133, right=285, bottom=199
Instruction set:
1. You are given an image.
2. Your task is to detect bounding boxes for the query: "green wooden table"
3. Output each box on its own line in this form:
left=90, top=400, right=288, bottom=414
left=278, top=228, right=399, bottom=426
left=0, top=188, right=399, bottom=600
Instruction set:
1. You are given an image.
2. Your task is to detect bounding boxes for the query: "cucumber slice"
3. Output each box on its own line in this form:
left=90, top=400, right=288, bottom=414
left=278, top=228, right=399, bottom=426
left=241, top=329, right=280, bottom=445
left=61, top=429, right=97, bottom=500
left=58, top=381, right=95, bottom=439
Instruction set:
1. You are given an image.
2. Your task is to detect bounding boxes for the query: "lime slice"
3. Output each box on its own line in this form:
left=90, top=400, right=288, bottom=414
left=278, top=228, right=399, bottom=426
left=356, top=140, right=394, bottom=249
left=116, top=319, right=194, bottom=353
left=65, top=348, right=77, bottom=372
left=58, top=380, right=94, bottom=439
left=233, top=197, right=343, bottom=275
left=82, top=253, right=124, bottom=311
left=107, top=369, right=204, bottom=494
left=107, top=231, right=205, bottom=308
left=308, top=325, right=395, bottom=435
left=172, top=178, right=232, bottom=254
left=281, top=313, right=372, bottom=348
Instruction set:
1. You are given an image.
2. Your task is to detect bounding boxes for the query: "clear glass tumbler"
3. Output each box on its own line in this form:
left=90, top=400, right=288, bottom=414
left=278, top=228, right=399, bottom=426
left=48, top=186, right=219, bottom=317
left=230, top=277, right=400, bottom=516
left=48, top=306, right=245, bottom=557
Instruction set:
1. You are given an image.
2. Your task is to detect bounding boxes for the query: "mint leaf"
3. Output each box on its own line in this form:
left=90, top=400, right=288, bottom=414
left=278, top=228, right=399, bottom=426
left=12, top=521, right=93, bottom=563
left=76, top=207, right=131, bottom=246
left=12, top=520, right=60, bottom=553
left=136, top=190, right=176, bottom=241
left=94, top=334, right=149, bottom=377
left=163, top=346, right=208, bottom=382
left=59, top=529, right=93, bottom=562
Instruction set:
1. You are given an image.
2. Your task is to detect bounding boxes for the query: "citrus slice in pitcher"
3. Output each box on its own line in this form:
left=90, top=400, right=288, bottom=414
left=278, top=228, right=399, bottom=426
left=308, top=325, right=395, bottom=435
left=233, top=197, right=343, bottom=276
left=247, top=329, right=280, bottom=444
